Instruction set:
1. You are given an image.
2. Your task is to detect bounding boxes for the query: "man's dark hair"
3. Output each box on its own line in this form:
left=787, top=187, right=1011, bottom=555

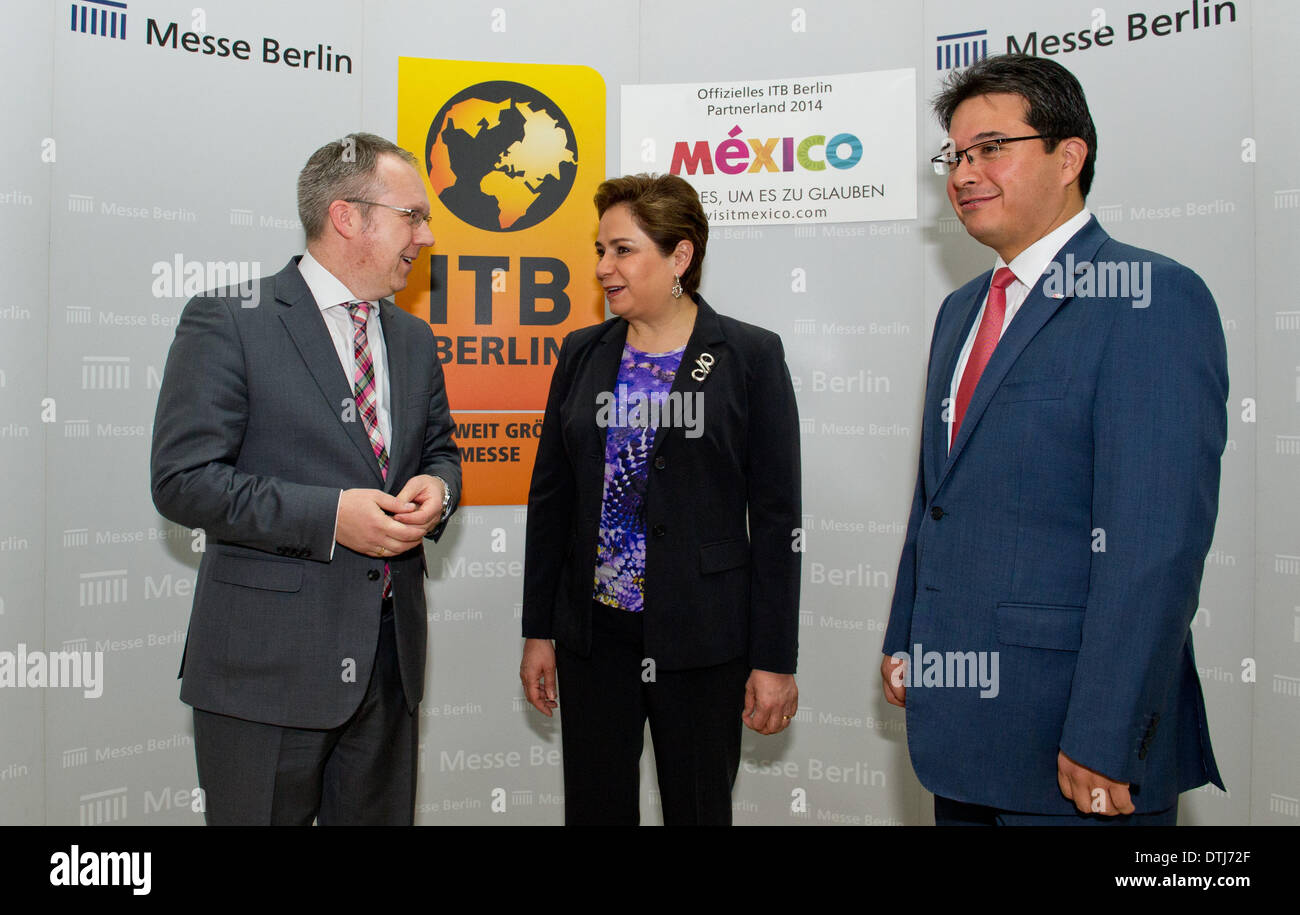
left=933, top=54, right=1097, bottom=198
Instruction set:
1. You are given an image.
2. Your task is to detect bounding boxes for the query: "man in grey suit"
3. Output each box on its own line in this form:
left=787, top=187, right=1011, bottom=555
left=151, top=133, right=461, bottom=825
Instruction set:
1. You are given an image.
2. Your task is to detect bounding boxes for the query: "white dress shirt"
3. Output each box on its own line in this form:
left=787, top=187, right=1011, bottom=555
left=298, top=250, right=394, bottom=452
left=946, top=208, right=1092, bottom=451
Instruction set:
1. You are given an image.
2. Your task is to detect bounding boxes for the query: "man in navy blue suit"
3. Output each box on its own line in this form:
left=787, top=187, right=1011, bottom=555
left=881, top=54, right=1227, bottom=825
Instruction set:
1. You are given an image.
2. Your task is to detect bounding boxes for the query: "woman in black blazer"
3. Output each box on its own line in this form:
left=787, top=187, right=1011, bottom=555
left=519, top=174, right=801, bottom=825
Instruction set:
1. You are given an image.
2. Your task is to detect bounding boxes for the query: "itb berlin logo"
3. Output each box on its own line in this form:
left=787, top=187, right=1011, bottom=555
left=425, top=81, right=578, bottom=232
left=70, top=0, right=127, bottom=40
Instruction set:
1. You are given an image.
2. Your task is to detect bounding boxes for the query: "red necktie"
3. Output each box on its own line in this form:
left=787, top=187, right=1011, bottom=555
left=951, top=267, right=1016, bottom=444
left=347, top=302, right=391, bottom=597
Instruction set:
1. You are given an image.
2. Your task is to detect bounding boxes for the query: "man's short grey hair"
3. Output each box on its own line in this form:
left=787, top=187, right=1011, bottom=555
left=297, top=133, right=419, bottom=241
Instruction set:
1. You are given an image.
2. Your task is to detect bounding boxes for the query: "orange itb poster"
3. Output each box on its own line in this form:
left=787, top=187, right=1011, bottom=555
left=396, top=58, right=607, bottom=504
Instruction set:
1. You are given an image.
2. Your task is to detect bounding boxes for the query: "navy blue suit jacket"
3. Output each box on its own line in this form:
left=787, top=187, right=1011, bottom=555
left=883, top=217, right=1227, bottom=814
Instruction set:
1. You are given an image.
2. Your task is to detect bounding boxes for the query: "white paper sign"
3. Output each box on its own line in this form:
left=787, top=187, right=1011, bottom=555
left=621, top=69, right=916, bottom=226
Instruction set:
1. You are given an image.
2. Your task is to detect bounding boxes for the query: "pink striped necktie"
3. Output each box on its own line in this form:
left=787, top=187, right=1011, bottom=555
left=347, top=301, right=391, bottom=597
left=952, top=266, right=1016, bottom=444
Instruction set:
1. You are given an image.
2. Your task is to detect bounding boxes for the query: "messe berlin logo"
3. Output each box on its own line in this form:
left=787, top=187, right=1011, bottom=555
left=70, top=0, right=127, bottom=40
left=936, top=29, right=988, bottom=70
left=425, top=81, right=578, bottom=232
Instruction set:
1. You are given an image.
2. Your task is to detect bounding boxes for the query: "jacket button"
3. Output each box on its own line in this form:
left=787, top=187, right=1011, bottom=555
left=653, top=456, right=666, bottom=470
left=651, top=524, right=666, bottom=537
left=1138, top=747, right=1148, bottom=760
left=367, top=569, right=381, bottom=581
left=930, top=506, right=944, bottom=520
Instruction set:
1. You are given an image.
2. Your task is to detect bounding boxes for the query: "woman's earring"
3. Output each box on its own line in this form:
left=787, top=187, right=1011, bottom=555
left=671, top=275, right=683, bottom=298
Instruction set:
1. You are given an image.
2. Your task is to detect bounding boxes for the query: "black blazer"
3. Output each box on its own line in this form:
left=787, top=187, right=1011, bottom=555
left=522, top=296, right=800, bottom=673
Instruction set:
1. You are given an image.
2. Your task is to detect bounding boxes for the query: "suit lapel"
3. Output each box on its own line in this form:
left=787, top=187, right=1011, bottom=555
left=939, top=218, right=1109, bottom=484
left=378, top=299, right=409, bottom=487
left=927, top=283, right=985, bottom=488
left=583, top=319, right=629, bottom=461
left=276, top=262, right=386, bottom=486
left=647, top=296, right=726, bottom=464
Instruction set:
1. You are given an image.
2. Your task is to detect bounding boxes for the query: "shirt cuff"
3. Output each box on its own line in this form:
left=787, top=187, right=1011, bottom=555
left=330, top=489, right=342, bottom=560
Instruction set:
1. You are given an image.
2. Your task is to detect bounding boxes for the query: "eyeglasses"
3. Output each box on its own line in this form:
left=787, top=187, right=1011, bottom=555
left=930, top=135, right=1049, bottom=175
left=345, top=199, right=432, bottom=228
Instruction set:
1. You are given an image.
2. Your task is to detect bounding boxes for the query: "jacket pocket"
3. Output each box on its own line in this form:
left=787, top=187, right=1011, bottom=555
left=995, top=602, right=1084, bottom=650
left=993, top=378, right=1068, bottom=403
left=699, top=538, right=749, bottom=575
left=210, top=554, right=305, bottom=592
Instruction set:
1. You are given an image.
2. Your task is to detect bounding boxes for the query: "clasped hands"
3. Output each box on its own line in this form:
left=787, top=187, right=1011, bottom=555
left=335, top=474, right=445, bottom=558
left=880, top=655, right=1136, bottom=817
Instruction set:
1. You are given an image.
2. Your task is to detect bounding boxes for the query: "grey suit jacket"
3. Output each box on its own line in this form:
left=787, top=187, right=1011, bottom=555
left=151, top=257, right=461, bottom=729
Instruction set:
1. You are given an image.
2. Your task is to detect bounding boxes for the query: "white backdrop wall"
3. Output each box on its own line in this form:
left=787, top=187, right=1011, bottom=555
left=0, top=0, right=1293, bottom=825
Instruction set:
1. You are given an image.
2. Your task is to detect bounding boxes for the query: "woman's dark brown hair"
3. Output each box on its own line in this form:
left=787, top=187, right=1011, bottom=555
left=594, top=173, right=708, bottom=296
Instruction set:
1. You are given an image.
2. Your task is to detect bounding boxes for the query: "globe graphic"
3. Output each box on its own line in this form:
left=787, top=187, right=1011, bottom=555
left=425, top=81, right=578, bottom=232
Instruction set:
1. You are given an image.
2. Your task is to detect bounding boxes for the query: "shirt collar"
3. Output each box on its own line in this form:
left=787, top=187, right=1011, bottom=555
left=298, top=249, right=378, bottom=314
left=994, top=207, right=1092, bottom=289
